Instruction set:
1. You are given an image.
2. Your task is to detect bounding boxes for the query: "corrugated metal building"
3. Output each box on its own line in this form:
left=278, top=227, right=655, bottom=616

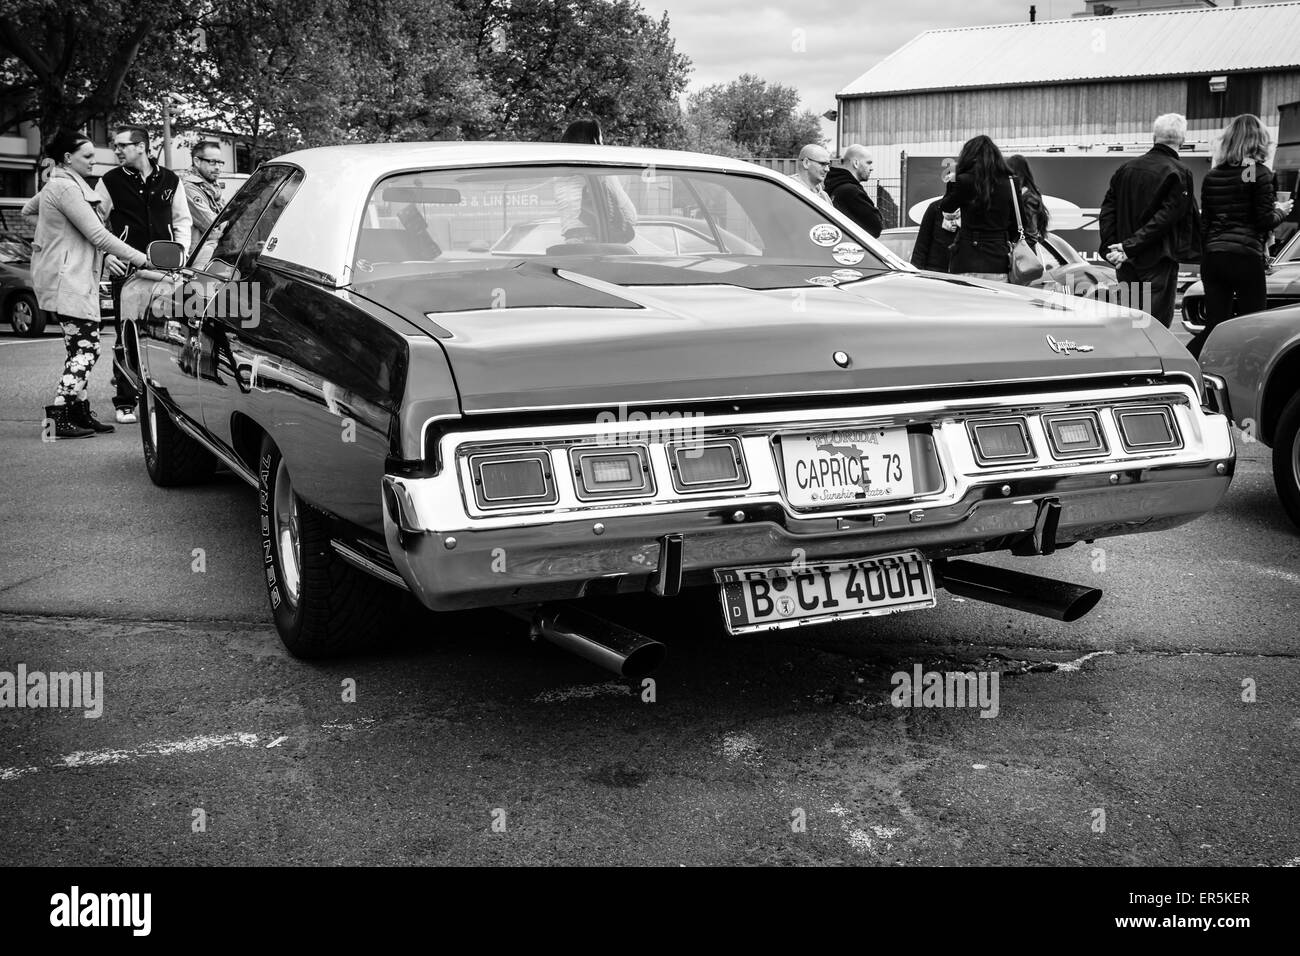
left=836, top=2, right=1300, bottom=183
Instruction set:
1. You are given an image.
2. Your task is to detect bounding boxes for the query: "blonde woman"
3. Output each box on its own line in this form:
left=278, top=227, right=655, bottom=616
left=1189, top=114, right=1295, bottom=357
left=23, top=130, right=148, bottom=437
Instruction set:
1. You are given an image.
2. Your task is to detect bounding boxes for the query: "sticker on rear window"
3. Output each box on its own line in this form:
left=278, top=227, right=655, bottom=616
left=809, top=224, right=842, bottom=247
left=832, top=242, right=865, bottom=265
left=831, top=269, right=864, bottom=282
left=806, top=275, right=840, bottom=286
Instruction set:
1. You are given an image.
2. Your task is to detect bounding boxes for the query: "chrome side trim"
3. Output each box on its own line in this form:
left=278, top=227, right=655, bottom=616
left=1201, top=373, right=1231, bottom=421
left=169, top=408, right=258, bottom=487
left=331, top=541, right=410, bottom=591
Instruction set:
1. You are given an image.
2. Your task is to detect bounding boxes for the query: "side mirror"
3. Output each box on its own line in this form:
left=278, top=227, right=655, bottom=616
left=147, top=240, right=186, bottom=271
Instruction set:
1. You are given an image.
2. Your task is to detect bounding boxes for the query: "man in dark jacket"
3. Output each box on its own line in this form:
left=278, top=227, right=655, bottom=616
left=824, top=145, right=882, bottom=238
left=1098, top=113, right=1199, bottom=328
left=96, top=126, right=191, bottom=422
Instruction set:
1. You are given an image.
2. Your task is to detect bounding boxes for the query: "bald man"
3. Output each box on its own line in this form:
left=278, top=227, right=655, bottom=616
left=823, top=144, right=883, bottom=238
left=788, top=144, right=831, bottom=199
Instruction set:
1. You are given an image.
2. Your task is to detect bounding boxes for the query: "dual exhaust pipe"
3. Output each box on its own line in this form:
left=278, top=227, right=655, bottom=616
left=509, top=560, right=1100, bottom=678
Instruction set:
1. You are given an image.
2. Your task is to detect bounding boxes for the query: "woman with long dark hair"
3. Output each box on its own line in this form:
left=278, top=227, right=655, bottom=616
left=1006, top=154, right=1050, bottom=245
left=1188, top=114, right=1294, bottom=357
left=22, top=130, right=148, bottom=438
left=939, top=135, right=1018, bottom=279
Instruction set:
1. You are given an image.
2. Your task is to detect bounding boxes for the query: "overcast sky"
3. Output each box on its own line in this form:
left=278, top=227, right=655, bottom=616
left=639, top=0, right=1090, bottom=134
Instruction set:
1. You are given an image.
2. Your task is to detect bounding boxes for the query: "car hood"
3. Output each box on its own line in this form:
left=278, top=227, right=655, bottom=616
left=356, top=263, right=1175, bottom=414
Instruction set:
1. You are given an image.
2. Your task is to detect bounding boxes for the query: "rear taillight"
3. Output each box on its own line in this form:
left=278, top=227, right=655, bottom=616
left=571, top=446, right=653, bottom=500
left=1115, top=406, right=1181, bottom=452
left=1043, top=412, right=1107, bottom=459
left=469, top=450, right=557, bottom=509
left=967, top=418, right=1035, bottom=466
left=668, top=438, right=749, bottom=492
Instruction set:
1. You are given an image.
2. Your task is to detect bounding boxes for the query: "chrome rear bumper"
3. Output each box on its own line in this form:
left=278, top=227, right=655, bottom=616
left=380, top=382, right=1235, bottom=612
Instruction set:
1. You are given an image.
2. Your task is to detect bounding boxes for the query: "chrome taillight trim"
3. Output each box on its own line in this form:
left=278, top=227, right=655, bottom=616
left=416, top=381, right=1229, bottom=529
left=1114, top=405, right=1182, bottom=453
left=1041, top=410, right=1109, bottom=460
left=666, top=437, right=750, bottom=493
left=967, top=418, right=1036, bottom=466
left=570, top=444, right=656, bottom=501
left=467, top=449, right=558, bottom=510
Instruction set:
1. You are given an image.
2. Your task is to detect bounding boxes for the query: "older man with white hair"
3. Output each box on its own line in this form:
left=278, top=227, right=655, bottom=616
left=788, top=144, right=831, bottom=199
left=1098, top=113, right=1201, bottom=328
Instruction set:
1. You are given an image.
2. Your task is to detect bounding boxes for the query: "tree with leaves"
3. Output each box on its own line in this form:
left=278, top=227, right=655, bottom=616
left=0, top=0, right=202, bottom=141
left=682, top=74, right=824, bottom=158
left=461, top=0, right=690, bottom=146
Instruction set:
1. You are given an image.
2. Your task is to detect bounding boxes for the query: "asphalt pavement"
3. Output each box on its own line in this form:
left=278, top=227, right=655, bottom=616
left=1, top=329, right=1297, bottom=866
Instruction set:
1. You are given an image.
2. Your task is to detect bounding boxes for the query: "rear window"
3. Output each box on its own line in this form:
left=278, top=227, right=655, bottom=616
left=350, top=164, right=886, bottom=286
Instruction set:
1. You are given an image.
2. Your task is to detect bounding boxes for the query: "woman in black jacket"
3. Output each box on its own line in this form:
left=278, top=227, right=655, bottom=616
left=939, top=135, right=1018, bottom=279
left=1188, top=114, right=1294, bottom=357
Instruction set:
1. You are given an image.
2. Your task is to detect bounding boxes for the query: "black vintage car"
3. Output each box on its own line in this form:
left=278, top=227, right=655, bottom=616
left=115, top=143, right=1234, bottom=675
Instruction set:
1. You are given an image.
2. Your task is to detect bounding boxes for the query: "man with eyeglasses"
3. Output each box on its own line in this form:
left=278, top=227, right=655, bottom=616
left=787, top=144, right=831, bottom=200
left=96, top=126, right=191, bottom=423
left=181, top=141, right=227, bottom=255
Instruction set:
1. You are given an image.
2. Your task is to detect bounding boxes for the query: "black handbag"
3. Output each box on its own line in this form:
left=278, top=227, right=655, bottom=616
left=1008, top=177, right=1045, bottom=286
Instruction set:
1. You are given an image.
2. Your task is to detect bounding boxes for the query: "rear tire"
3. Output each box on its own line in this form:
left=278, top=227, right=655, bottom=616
left=8, top=292, right=46, bottom=336
left=139, top=385, right=217, bottom=486
left=1271, top=391, right=1300, bottom=531
left=257, top=435, right=399, bottom=658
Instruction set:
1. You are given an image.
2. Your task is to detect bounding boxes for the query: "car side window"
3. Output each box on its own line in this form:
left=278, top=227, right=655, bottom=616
left=191, top=165, right=296, bottom=279
left=235, top=171, right=304, bottom=276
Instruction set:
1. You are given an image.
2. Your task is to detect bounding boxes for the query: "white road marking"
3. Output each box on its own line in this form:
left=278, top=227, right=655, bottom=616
left=1220, top=559, right=1300, bottom=588
left=0, top=337, right=59, bottom=347
left=1, top=731, right=266, bottom=781
left=266, top=736, right=288, bottom=748
left=320, top=717, right=376, bottom=731
left=1054, top=650, right=1115, bottom=673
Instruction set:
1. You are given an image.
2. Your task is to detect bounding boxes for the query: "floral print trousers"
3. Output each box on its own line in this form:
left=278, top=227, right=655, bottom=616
left=54, top=316, right=101, bottom=406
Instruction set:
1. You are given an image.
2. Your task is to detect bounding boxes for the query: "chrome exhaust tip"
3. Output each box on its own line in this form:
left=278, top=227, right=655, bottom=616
left=939, top=559, right=1103, bottom=623
left=509, top=604, right=667, bottom=679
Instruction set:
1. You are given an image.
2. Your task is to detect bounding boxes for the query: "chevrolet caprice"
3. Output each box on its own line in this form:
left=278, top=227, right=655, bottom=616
left=114, top=143, right=1235, bottom=675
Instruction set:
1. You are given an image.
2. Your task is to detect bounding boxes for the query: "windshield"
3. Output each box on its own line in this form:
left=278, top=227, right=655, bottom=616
left=1276, top=227, right=1300, bottom=264
left=350, top=164, right=887, bottom=292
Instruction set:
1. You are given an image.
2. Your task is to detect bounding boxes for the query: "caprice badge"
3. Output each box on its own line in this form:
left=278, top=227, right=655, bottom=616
left=1046, top=333, right=1095, bottom=355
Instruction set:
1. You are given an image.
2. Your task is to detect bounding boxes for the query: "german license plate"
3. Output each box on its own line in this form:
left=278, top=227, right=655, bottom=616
left=716, top=550, right=936, bottom=635
left=779, top=427, right=915, bottom=508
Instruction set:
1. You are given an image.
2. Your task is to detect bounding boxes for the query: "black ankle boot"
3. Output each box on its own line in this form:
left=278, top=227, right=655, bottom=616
left=45, top=404, right=94, bottom=439
left=71, top=399, right=115, bottom=433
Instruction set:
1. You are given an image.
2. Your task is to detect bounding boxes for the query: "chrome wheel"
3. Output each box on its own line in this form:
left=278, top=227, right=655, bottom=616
left=11, top=297, right=34, bottom=333
left=273, top=459, right=302, bottom=608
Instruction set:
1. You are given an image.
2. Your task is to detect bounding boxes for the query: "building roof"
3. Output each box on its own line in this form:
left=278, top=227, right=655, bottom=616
left=839, top=2, right=1300, bottom=98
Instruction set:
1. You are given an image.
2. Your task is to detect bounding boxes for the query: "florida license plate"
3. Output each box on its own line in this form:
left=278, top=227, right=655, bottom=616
left=779, top=427, right=915, bottom=508
left=716, top=550, right=936, bottom=635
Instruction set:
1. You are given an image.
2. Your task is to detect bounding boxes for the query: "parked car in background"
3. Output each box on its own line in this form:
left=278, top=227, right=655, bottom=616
left=878, top=227, right=1120, bottom=300
left=1182, top=229, right=1300, bottom=335
left=0, top=233, right=47, bottom=336
left=1199, top=299, right=1300, bottom=529
left=114, top=143, right=1233, bottom=676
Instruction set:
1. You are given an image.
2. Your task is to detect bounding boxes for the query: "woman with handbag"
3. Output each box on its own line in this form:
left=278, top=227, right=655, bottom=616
left=1187, top=114, right=1294, bottom=358
left=22, top=130, right=148, bottom=438
left=940, top=135, right=1017, bottom=280
left=1007, top=155, right=1050, bottom=246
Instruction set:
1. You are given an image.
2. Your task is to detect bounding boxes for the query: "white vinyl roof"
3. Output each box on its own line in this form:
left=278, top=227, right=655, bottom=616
left=261, top=142, right=841, bottom=288
left=839, top=2, right=1300, bottom=97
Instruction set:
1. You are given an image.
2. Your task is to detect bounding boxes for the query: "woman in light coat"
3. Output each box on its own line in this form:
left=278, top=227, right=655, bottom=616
left=24, top=130, right=148, bottom=438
